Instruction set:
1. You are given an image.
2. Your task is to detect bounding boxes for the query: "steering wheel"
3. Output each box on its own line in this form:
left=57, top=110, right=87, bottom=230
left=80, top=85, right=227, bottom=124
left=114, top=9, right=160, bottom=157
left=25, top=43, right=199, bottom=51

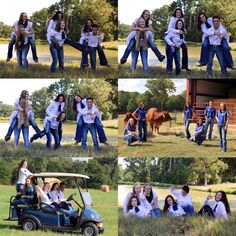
left=67, top=193, right=77, bottom=202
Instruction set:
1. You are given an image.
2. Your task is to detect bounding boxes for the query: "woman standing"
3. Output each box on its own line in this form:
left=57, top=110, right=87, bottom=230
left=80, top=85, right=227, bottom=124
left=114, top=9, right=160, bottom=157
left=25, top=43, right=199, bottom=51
left=216, top=103, right=229, bottom=152
left=132, top=102, right=147, bottom=142
left=183, top=102, right=194, bottom=140
left=16, top=160, right=33, bottom=193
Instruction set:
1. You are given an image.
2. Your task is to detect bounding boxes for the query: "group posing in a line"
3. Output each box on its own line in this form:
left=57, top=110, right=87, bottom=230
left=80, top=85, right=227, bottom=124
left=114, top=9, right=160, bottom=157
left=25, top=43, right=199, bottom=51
left=120, top=8, right=236, bottom=76
left=12, top=160, right=76, bottom=223
left=124, top=184, right=230, bottom=220
left=6, top=11, right=110, bottom=72
left=4, top=90, right=109, bottom=151
left=183, top=101, right=229, bottom=152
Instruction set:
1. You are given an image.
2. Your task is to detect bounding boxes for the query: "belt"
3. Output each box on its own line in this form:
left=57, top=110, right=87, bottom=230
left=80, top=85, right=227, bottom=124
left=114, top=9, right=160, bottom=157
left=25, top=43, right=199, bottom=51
left=210, top=45, right=220, bottom=48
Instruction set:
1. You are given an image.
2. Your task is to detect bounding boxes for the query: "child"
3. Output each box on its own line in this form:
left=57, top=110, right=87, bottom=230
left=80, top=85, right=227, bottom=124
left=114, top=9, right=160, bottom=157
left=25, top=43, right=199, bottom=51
left=123, top=118, right=138, bottom=146
left=189, top=118, right=205, bottom=146
left=163, top=195, right=185, bottom=217
left=79, top=24, right=104, bottom=72
left=47, top=20, right=67, bottom=73
left=198, top=191, right=230, bottom=220
left=170, top=185, right=195, bottom=216
left=204, top=101, right=216, bottom=140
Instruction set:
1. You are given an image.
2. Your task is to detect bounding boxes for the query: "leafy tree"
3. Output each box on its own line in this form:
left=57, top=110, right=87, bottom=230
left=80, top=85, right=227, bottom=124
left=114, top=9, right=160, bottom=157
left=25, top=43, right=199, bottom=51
left=118, top=21, right=130, bottom=38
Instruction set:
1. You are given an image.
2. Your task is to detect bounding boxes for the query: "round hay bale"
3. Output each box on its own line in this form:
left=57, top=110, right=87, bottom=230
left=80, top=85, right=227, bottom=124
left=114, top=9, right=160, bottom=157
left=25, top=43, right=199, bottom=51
left=101, top=185, right=110, bottom=192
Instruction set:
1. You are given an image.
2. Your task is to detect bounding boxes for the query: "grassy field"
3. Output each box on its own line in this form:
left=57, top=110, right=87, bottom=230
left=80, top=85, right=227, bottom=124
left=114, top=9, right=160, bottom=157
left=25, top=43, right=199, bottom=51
left=118, top=184, right=236, bottom=236
left=0, top=185, right=118, bottom=236
left=0, top=120, right=118, bottom=158
left=118, top=113, right=236, bottom=157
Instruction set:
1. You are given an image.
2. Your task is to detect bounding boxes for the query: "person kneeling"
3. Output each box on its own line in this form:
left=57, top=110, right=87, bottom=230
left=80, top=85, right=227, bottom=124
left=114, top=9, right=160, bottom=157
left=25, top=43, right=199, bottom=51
left=123, top=118, right=138, bottom=146
left=189, top=118, right=205, bottom=146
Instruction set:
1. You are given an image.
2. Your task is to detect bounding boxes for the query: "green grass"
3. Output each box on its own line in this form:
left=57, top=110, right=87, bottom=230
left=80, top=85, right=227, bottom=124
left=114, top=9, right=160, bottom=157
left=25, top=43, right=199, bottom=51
left=0, top=185, right=118, bottom=236
left=118, top=114, right=236, bottom=157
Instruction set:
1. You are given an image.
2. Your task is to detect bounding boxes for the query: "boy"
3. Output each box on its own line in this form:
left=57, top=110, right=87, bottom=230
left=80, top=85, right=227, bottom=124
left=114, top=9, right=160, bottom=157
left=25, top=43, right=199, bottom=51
left=204, top=101, right=216, bottom=140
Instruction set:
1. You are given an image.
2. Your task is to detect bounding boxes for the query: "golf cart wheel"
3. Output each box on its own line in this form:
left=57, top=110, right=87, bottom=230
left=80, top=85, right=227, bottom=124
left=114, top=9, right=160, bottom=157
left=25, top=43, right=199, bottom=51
left=82, top=223, right=99, bottom=236
left=22, top=219, right=37, bottom=231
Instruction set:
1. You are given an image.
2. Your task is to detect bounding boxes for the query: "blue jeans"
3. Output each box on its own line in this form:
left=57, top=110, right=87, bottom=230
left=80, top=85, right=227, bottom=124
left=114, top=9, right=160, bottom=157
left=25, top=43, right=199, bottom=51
left=184, top=119, right=191, bottom=140
left=97, top=44, right=108, bottom=65
left=195, top=133, right=205, bottom=146
left=180, top=43, right=188, bottom=69
left=82, top=123, right=99, bottom=150
left=16, top=183, right=24, bottom=193
left=199, top=38, right=209, bottom=65
left=17, top=45, right=29, bottom=68
left=183, top=205, right=195, bottom=216
left=131, top=49, right=148, bottom=72
left=28, top=37, right=38, bottom=61
left=166, top=45, right=181, bottom=73
left=64, top=38, right=83, bottom=51
left=151, top=208, right=162, bottom=217
left=46, top=128, right=60, bottom=150
left=50, top=46, right=64, bottom=73
left=207, top=46, right=227, bottom=76
left=14, top=125, right=30, bottom=149
left=218, top=125, right=227, bottom=151
left=205, top=118, right=214, bottom=140
left=221, top=38, right=234, bottom=68
left=138, top=120, right=147, bottom=142
left=81, top=47, right=97, bottom=71
left=123, top=133, right=137, bottom=146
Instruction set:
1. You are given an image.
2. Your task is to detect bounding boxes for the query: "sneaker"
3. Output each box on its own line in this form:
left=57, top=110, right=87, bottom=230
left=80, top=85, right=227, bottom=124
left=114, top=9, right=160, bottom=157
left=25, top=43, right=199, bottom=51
left=120, top=58, right=127, bottom=64
left=5, top=136, right=11, bottom=142
left=159, top=55, right=165, bottom=62
left=30, top=137, right=34, bottom=143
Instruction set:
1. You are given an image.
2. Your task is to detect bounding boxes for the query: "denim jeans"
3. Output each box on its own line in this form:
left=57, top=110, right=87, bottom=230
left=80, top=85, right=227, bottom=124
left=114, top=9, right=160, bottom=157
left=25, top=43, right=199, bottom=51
left=195, top=133, right=205, bottom=146
left=148, top=37, right=163, bottom=60
left=205, top=117, right=214, bottom=140
left=183, top=205, right=195, bottom=216
left=199, top=38, right=209, bottom=65
left=207, top=46, right=227, bottom=76
left=28, top=37, right=38, bottom=61
left=184, top=118, right=191, bottom=140
left=64, top=38, right=83, bottom=51
left=180, top=43, right=188, bottom=69
left=46, top=128, right=60, bottom=150
left=82, top=123, right=99, bottom=150
left=218, top=125, right=227, bottom=151
left=17, top=44, right=29, bottom=68
left=198, top=205, right=215, bottom=218
left=151, top=208, right=162, bottom=217
left=120, top=38, right=135, bottom=61
left=138, top=120, right=147, bottom=142
left=7, top=34, right=16, bottom=59
left=131, top=49, right=148, bottom=72
left=123, top=133, right=137, bottom=146
left=16, top=183, right=24, bottom=193
left=50, top=46, right=64, bottom=73
left=81, top=47, right=97, bottom=71
left=14, top=125, right=30, bottom=149
left=97, top=44, right=108, bottom=65
left=221, top=38, right=234, bottom=68
left=166, top=45, right=180, bottom=73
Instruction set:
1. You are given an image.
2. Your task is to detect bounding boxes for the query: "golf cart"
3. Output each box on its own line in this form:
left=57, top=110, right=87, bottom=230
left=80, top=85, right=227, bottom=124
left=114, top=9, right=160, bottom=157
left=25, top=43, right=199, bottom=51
left=5, top=172, right=104, bottom=236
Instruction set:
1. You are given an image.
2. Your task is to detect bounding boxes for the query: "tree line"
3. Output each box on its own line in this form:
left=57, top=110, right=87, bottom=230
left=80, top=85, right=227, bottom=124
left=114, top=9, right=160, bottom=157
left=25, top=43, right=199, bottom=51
left=0, top=157, right=118, bottom=190
left=118, top=79, right=185, bottom=113
left=119, top=0, right=236, bottom=42
left=119, top=158, right=236, bottom=186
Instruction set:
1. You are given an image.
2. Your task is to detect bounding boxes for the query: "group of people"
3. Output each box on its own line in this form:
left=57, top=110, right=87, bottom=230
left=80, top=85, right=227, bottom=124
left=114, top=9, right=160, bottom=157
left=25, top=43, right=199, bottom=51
left=183, top=101, right=229, bottom=152
left=124, top=183, right=230, bottom=220
left=6, top=11, right=110, bottom=72
left=4, top=90, right=108, bottom=151
left=120, top=8, right=236, bottom=76
left=13, top=160, right=76, bottom=223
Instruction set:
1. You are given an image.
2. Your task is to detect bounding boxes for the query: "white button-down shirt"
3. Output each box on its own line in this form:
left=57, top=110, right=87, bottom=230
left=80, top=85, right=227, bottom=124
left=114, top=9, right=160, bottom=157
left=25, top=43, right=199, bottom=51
left=47, top=19, right=58, bottom=33
left=170, top=187, right=193, bottom=207
left=46, top=101, right=65, bottom=118
left=79, top=106, right=101, bottom=124
left=206, top=26, right=227, bottom=45
left=16, top=168, right=33, bottom=184
left=204, top=198, right=228, bottom=219
left=80, top=32, right=104, bottom=47
left=47, top=29, right=67, bottom=46
left=165, top=32, right=184, bottom=47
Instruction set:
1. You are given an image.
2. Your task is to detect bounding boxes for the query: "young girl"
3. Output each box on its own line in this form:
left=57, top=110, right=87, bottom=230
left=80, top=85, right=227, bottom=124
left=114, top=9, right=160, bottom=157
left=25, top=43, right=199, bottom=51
left=73, top=94, right=108, bottom=145
left=47, top=20, right=67, bottom=73
left=165, top=20, right=185, bottom=75
left=197, top=12, right=235, bottom=69
left=216, top=103, right=229, bottom=152
left=143, top=183, right=161, bottom=217
left=16, top=160, right=33, bottom=193
left=198, top=191, right=230, bottom=220
left=120, top=10, right=165, bottom=64
left=47, top=11, right=64, bottom=32
left=189, top=118, right=205, bottom=145
left=123, top=118, right=138, bottom=146
left=127, top=196, right=152, bottom=218
left=163, top=195, right=185, bottom=217
left=132, top=102, right=147, bottom=142
left=183, top=102, right=194, bottom=140
left=166, top=8, right=190, bottom=71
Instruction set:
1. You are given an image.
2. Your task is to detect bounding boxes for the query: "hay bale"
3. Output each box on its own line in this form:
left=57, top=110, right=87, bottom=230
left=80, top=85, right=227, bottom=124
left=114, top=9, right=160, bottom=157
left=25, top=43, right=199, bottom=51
left=101, top=185, right=110, bottom=192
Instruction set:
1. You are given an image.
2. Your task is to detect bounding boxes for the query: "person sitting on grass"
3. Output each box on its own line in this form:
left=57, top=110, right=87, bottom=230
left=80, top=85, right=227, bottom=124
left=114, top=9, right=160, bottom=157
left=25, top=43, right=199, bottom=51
left=79, top=98, right=100, bottom=151
left=79, top=24, right=104, bottom=72
left=163, top=195, right=185, bottom=217
left=205, top=16, right=228, bottom=76
left=170, top=185, right=195, bottom=216
left=127, top=196, right=152, bottom=218
left=189, top=118, right=206, bottom=146
left=198, top=191, right=230, bottom=220
left=123, top=118, right=138, bottom=146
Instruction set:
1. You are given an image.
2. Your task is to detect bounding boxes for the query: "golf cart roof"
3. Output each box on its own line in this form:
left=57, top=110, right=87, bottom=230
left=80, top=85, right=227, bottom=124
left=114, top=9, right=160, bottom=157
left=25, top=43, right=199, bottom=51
left=33, top=172, right=90, bottom=179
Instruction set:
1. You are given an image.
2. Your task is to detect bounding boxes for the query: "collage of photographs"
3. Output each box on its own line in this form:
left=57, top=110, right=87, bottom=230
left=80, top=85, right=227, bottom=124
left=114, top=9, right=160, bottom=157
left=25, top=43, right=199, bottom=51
left=0, top=0, right=235, bottom=236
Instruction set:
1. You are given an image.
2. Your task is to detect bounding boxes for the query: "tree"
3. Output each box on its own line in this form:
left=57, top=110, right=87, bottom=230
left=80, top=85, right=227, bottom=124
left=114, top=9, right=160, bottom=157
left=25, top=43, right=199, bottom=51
left=118, top=21, right=130, bottom=38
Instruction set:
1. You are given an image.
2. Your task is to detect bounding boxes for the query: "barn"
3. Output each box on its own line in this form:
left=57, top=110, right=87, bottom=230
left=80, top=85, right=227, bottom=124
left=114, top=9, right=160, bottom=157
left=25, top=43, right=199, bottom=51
left=186, top=79, right=236, bottom=124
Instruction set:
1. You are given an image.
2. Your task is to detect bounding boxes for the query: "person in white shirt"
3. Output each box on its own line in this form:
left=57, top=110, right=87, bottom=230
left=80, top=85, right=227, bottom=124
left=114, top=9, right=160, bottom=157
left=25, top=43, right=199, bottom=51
left=204, top=16, right=228, bottom=76
left=79, top=98, right=100, bottom=151
left=165, top=20, right=186, bottom=75
left=47, top=11, right=64, bottom=33
left=198, top=191, right=230, bottom=220
left=170, top=185, right=195, bottom=216
left=163, top=195, right=185, bottom=217
left=16, top=160, right=33, bottom=193
left=36, top=182, right=53, bottom=206
left=73, top=94, right=108, bottom=145
left=6, top=12, right=38, bottom=63
left=197, top=13, right=235, bottom=69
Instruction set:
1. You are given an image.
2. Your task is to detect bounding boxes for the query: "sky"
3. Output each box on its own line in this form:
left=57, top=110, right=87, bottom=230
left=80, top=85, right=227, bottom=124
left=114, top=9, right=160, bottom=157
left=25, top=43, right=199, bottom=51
left=0, top=79, right=59, bottom=105
left=0, top=0, right=58, bottom=25
left=118, top=0, right=174, bottom=25
left=118, top=79, right=186, bottom=95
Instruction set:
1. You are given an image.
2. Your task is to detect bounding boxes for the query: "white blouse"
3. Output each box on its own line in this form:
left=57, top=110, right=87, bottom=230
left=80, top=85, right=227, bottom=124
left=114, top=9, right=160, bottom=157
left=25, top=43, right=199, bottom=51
left=16, top=167, right=33, bottom=184
left=167, top=203, right=185, bottom=217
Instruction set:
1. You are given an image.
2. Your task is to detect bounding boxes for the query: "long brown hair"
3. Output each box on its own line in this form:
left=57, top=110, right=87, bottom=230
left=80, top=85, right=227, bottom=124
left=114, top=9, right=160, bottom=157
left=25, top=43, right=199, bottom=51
left=15, top=25, right=25, bottom=50
left=24, top=176, right=33, bottom=192
left=17, top=160, right=28, bottom=179
left=216, top=191, right=230, bottom=214
left=128, top=196, right=139, bottom=211
left=55, top=20, right=67, bottom=32
left=18, top=12, right=28, bottom=27
left=18, top=98, right=29, bottom=128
